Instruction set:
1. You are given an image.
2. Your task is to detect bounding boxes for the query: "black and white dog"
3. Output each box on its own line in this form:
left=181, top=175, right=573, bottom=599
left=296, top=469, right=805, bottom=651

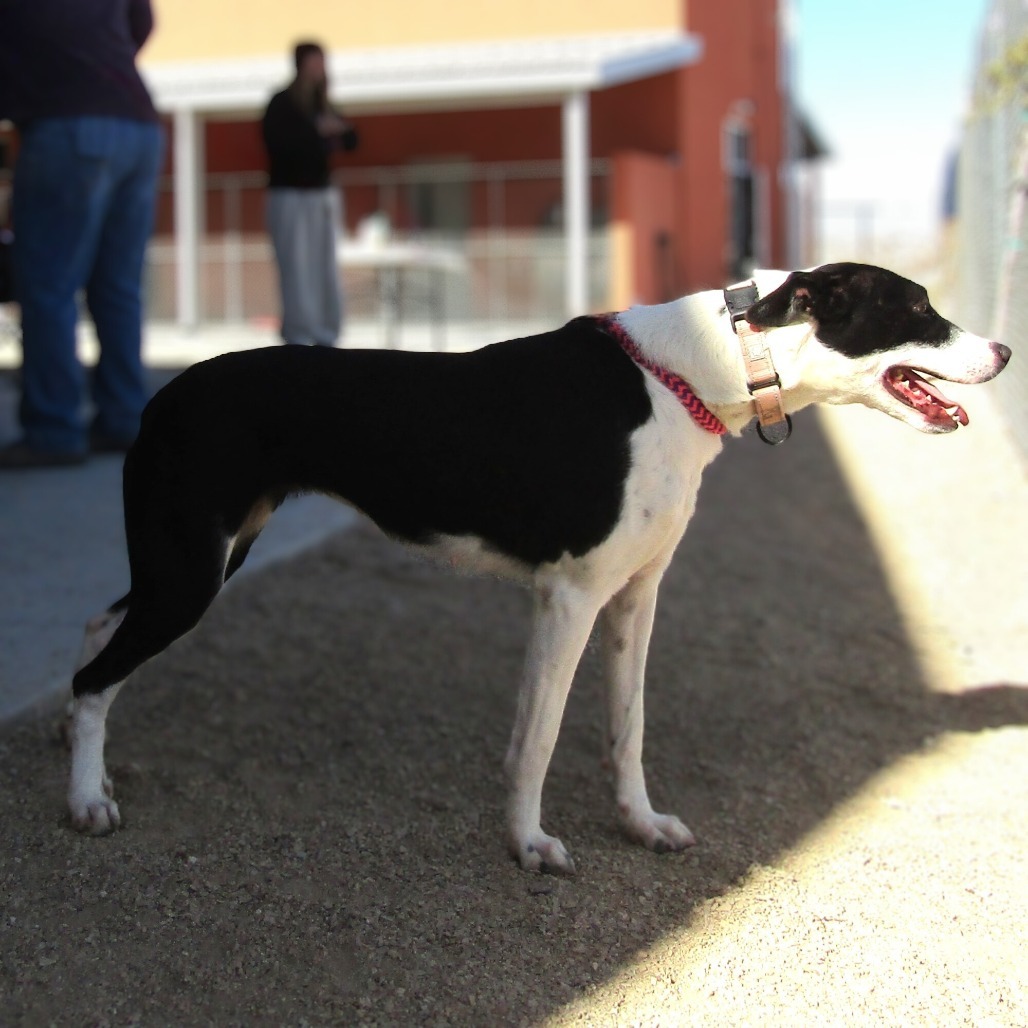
left=68, top=263, right=1010, bottom=873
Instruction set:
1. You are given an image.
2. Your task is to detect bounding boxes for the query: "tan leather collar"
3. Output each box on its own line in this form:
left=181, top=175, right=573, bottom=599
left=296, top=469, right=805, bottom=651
left=724, top=280, right=793, bottom=445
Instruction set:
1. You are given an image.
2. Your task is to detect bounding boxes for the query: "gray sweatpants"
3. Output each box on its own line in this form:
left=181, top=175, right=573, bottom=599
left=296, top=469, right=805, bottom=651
left=266, top=187, right=343, bottom=345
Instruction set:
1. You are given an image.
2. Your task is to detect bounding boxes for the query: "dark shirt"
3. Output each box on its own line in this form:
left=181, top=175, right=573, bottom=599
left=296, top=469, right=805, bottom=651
left=261, top=87, right=357, bottom=190
left=0, top=0, right=158, bottom=126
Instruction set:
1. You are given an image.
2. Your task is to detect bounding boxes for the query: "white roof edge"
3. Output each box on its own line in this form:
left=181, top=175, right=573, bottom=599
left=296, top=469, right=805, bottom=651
left=141, top=30, right=703, bottom=113
left=597, top=36, right=704, bottom=89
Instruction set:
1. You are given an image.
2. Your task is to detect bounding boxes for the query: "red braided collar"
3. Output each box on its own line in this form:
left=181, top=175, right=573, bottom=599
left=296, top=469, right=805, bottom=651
left=599, top=315, right=727, bottom=436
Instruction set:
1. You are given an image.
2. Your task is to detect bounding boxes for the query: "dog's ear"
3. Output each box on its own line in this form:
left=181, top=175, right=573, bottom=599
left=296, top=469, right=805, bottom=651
left=745, top=271, right=820, bottom=329
left=746, top=264, right=877, bottom=331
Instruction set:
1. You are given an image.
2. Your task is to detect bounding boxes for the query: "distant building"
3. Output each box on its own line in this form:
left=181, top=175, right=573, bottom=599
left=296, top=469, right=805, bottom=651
left=5, top=0, right=825, bottom=329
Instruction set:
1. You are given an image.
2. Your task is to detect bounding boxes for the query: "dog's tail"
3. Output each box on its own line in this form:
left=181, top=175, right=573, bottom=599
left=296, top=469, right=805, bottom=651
left=72, top=478, right=241, bottom=697
left=71, top=365, right=289, bottom=697
left=71, top=500, right=279, bottom=697
left=72, top=593, right=146, bottom=696
left=71, top=548, right=225, bottom=697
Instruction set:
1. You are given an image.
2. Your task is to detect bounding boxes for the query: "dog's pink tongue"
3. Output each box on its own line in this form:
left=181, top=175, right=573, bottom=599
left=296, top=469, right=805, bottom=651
left=909, top=371, right=969, bottom=426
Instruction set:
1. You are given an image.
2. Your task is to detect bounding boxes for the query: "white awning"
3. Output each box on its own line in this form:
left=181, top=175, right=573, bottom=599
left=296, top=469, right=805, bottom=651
left=152, top=30, right=704, bottom=329
left=142, top=30, right=702, bottom=114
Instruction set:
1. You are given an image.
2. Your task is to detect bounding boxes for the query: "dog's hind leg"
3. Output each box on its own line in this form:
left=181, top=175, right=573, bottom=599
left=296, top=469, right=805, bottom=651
left=67, top=606, right=129, bottom=833
left=68, top=681, right=125, bottom=834
left=599, top=562, right=695, bottom=854
left=68, top=520, right=232, bottom=833
left=504, top=580, right=602, bottom=874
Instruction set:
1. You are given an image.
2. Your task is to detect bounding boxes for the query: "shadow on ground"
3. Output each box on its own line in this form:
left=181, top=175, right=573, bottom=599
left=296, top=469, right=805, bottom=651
left=1, top=410, right=1026, bottom=1024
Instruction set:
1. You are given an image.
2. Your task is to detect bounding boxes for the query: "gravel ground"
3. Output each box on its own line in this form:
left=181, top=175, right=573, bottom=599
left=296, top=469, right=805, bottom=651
left=1, top=391, right=1026, bottom=1027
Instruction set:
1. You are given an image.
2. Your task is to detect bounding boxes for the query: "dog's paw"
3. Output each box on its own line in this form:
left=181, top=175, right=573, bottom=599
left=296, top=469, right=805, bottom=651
left=510, top=831, right=577, bottom=875
left=620, top=809, right=695, bottom=853
left=69, top=792, right=121, bottom=835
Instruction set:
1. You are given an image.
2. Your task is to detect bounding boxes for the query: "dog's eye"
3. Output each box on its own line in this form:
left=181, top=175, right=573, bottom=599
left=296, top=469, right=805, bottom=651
left=913, top=298, right=929, bottom=314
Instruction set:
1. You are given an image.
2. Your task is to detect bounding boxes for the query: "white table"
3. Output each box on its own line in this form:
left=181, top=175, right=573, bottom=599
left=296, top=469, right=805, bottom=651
left=337, top=239, right=466, bottom=349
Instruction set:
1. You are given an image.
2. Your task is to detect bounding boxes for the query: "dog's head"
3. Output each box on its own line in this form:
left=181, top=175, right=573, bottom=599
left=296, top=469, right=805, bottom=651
left=746, top=262, right=1011, bottom=433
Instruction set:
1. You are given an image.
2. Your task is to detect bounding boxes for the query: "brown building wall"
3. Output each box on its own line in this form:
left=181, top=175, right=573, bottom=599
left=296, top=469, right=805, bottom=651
left=190, top=81, right=682, bottom=240
left=156, top=0, right=788, bottom=300
left=609, top=150, right=679, bottom=308
left=677, top=0, right=785, bottom=288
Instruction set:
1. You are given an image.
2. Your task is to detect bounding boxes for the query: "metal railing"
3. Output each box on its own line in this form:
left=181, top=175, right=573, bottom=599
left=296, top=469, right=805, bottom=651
left=147, top=159, right=612, bottom=336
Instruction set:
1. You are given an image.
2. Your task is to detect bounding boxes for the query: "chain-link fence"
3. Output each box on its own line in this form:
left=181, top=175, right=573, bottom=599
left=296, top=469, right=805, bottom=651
left=955, top=0, right=1027, bottom=457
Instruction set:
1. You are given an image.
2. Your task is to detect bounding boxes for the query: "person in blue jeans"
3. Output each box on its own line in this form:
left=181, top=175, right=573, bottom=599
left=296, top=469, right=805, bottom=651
left=0, top=0, right=163, bottom=468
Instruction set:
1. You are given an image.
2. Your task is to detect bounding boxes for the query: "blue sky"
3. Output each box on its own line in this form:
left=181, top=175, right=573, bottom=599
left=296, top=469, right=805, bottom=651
left=792, top=0, right=990, bottom=248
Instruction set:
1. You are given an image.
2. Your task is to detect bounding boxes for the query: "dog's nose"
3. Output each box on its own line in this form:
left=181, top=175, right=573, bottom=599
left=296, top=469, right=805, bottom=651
left=993, top=341, right=1012, bottom=366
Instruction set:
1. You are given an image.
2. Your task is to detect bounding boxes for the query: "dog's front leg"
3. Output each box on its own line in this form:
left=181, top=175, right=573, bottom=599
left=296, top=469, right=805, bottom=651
left=600, top=570, right=695, bottom=854
left=504, top=581, right=600, bottom=874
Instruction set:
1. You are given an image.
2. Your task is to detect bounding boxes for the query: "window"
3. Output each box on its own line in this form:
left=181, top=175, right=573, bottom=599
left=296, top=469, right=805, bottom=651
left=724, top=119, right=755, bottom=280
left=407, top=160, right=471, bottom=235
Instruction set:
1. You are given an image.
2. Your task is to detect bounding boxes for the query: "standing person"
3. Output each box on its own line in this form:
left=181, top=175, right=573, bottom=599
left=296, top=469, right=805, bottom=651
left=262, top=42, right=358, bottom=348
left=0, top=0, right=164, bottom=468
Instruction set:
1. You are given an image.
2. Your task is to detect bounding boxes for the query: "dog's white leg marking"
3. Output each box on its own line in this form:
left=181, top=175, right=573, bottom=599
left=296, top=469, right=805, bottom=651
left=68, top=682, right=124, bottom=834
left=505, top=581, right=600, bottom=874
left=78, top=608, right=125, bottom=670
left=600, top=570, right=696, bottom=853
left=68, top=610, right=126, bottom=834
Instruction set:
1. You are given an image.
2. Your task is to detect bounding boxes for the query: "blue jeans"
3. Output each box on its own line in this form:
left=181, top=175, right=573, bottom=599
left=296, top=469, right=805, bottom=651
left=12, top=116, right=164, bottom=453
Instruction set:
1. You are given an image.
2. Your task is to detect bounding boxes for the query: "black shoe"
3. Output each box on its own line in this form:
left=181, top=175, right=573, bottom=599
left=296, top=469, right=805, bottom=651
left=0, top=441, right=88, bottom=469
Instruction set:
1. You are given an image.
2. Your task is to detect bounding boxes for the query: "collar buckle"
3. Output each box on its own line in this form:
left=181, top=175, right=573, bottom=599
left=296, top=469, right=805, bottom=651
left=723, top=280, right=793, bottom=446
left=724, top=280, right=760, bottom=334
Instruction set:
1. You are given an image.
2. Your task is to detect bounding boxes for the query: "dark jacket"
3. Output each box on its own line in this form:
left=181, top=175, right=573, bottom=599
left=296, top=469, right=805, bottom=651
left=261, top=87, right=358, bottom=190
left=0, top=0, right=158, bottom=126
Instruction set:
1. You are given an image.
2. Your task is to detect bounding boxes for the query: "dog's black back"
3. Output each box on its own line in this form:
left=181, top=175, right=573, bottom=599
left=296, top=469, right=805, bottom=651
left=73, top=318, right=652, bottom=696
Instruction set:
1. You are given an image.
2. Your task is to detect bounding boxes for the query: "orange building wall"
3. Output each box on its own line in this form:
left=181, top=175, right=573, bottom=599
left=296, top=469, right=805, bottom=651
left=609, top=151, right=679, bottom=308
left=192, top=79, right=681, bottom=239
left=165, top=0, right=788, bottom=299
left=200, top=81, right=681, bottom=184
left=676, top=0, right=785, bottom=287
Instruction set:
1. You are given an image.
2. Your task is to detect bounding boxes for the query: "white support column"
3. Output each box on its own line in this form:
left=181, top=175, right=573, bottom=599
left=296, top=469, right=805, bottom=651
left=173, top=106, right=204, bottom=331
left=562, top=90, right=590, bottom=318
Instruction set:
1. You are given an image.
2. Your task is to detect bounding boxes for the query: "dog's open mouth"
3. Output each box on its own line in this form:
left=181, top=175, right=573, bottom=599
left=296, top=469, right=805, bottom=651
left=884, top=367, right=969, bottom=428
